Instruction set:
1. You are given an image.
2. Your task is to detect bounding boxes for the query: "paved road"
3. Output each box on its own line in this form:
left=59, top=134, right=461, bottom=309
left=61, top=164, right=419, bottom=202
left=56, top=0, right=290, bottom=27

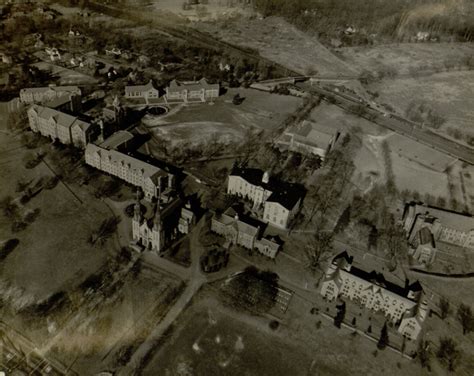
left=303, top=83, right=474, bottom=165
left=117, top=218, right=208, bottom=375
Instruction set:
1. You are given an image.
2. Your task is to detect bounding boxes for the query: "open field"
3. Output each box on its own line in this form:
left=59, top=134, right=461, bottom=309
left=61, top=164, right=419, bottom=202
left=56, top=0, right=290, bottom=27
left=49, top=269, right=183, bottom=375
left=369, top=71, right=474, bottom=137
left=145, top=88, right=302, bottom=147
left=144, top=286, right=440, bottom=376
left=146, top=0, right=253, bottom=21
left=196, top=16, right=359, bottom=76
left=143, top=292, right=322, bottom=376
left=0, top=106, right=113, bottom=301
left=339, top=43, right=474, bottom=76
left=32, top=61, right=98, bottom=85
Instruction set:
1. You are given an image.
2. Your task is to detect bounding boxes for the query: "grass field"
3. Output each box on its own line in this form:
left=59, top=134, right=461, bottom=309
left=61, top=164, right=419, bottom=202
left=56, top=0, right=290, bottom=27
left=339, top=43, right=474, bottom=76
left=0, top=107, right=112, bottom=301
left=196, top=16, right=359, bottom=76
left=51, top=269, right=183, bottom=375
left=368, top=71, right=474, bottom=139
left=143, top=293, right=319, bottom=376
left=145, top=88, right=302, bottom=147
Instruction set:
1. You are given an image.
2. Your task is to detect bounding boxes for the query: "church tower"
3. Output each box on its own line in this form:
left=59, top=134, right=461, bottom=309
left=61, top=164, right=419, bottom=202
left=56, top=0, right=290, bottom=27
left=132, top=189, right=142, bottom=241
left=152, top=202, right=165, bottom=252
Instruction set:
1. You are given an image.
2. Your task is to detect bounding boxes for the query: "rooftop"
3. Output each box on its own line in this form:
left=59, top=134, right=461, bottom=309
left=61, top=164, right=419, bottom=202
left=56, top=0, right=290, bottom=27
left=410, top=203, right=474, bottom=233
left=29, top=104, right=90, bottom=131
left=332, top=252, right=422, bottom=300
left=230, top=166, right=305, bottom=210
left=99, top=131, right=134, bottom=150
left=125, top=80, right=157, bottom=93
left=286, top=120, right=338, bottom=149
left=168, top=78, right=219, bottom=92
left=20, top=85, right=80, bottom=95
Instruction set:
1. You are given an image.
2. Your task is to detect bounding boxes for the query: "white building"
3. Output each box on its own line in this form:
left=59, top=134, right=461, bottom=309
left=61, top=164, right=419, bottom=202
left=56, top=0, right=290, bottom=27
left=227, top=166, right=304, bottom=229
left=124, top=80, right=160, bottom=103
left=165, top=78, right=219, bottom=103
left=321, top=252, right=427, bottom=340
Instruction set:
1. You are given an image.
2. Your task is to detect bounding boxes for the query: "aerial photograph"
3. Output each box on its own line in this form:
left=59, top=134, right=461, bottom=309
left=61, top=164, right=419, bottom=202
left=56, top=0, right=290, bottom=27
left=0, top=0, right=474, bottom=375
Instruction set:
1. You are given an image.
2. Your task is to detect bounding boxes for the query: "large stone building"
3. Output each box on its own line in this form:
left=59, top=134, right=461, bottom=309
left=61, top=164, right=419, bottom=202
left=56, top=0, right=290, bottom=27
left=85, top=143, right=176, bottom=200
left=402, top=203, right=474, bottom=264
left=20, top=85, right=81, bottom=105
left=277, top=120, right=341, bottom=160
left=227, top=166, right=304, bottom=229
left=211, top=207, right=282, bottom=259
left=165, top=78, right=219, bottom=103
left=124, top=80, right=160, bottom=103
left=27, top=104, right=95, bottom=148
left=321, top=252, right=428, bottom=341
left=131, top=191, right=183, bottom=253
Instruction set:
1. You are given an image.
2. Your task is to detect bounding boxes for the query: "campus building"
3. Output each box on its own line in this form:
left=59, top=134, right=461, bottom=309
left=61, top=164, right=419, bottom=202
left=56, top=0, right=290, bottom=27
left=124, top=80, right=160, bottom=103
left=20, top=85, right=81, bottom=105
left=227, top=166, right=304, bottom=229
left=321, top=252, right=428, bottom=340
left=211, top=207, right=283, bottom=259
left=131, top=192, right=183, bottom=253
left=402, top=203, right=474, bottom=264
left=165, top=78, right=219, bottom=103
left=27, top=104, right=95, bottom=148
left=85, top=143, right=176, bottom=200
left=276, top=120, right=341, bottom=160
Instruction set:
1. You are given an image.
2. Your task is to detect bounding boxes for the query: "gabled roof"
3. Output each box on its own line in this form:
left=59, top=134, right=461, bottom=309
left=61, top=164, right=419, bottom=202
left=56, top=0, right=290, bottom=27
left=20, top=85, right=80, bottom=95
left=285, top=120, right=338, bottom=150
left=125, top=80, right=157, bottom=93
left=168, top=78, right=219, bottom=92
left=230, top=166, right=305, bottom=210
left=331, top=251, right=423, bottom=301
left=29, top=104, right=88, bottom=131
left=86, top=144, right=168, bottom=184
left=408, top=202, right=474, bottom=233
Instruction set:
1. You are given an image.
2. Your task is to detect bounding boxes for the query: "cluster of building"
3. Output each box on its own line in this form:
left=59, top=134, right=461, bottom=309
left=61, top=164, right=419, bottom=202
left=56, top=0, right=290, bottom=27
left=227, top=166, right=305, bottom=230
left=402, top=202, right=474, bottom=265
left=211, top=207, right=283, bottom=259
left=276, top=120, right=342, bottom=160
left=124, top=78, right=219, bottom=104
left=321, top=252, right=428, bottom=340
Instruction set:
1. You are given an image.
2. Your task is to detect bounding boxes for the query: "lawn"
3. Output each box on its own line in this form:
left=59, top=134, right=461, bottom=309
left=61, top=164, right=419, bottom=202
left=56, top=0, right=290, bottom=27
left=144, top=88, right=302, bottom=147
left=49, top=268, right=184, bottom=375
left=196, top=16, right=359, bottom=77
left=143, top=293, right=317, bottom=376
left=0, top=111, right=113, bottom=301
left=368, top=71, right=474, bottom=139
left=339, top=43, right=474, bottom=76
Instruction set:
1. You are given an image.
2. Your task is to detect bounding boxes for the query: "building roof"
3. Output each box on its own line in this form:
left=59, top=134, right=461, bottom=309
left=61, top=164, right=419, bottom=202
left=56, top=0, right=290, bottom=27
left=29, top=104, right=89, bottom=132
left=86, top=143, right=168, bottom=184
left=168, top=78, right=219, bottom=92
left=43, top=94, right=73, bottom=109
left=99, top=131, right=134, bottom=150
left=20, top=85, right=80, bottom=96
left=410, top=203, right=474, bottom=233
left=213, top=207, right=263, bottom=238
left=286, top=120, right=338, bottom=150
left=418, top=227, right=435, bottom=246
left=125, top=80, right=157, bottom=93
left=230, top=166, right=305, bottom=210
left=331, top=252, right=423, bottom=301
